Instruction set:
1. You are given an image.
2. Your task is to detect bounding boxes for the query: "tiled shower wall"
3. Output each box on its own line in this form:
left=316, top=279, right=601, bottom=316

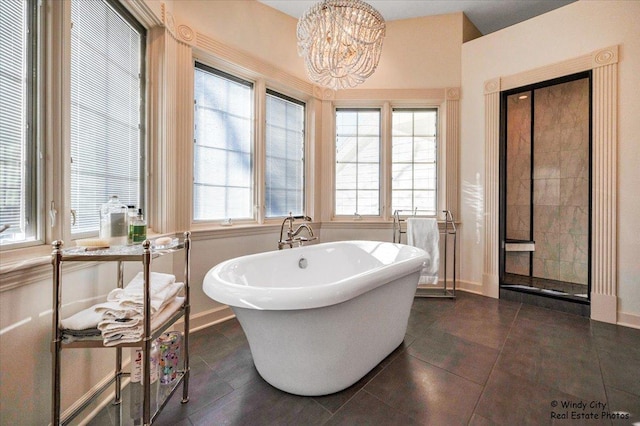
left=505, top=78, right=589, bottom=285
left=533, top=78, right=589, bottom=285
left=505, top=92, right=532, bottom=276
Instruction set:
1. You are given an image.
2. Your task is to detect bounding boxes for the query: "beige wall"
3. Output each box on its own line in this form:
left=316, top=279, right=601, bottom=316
left=359, top=13, right=465, bottom=89
left=460, top=0, right=640, bottom=321
left=171, top=0, right=307, bottom=81
left=171, top=1, right=466, bottom=89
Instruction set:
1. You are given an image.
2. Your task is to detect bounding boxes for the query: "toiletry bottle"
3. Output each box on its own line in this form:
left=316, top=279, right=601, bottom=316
left=129, top=343, right=160, bottom=420
left=100, top=195, right=128, bottom=246
left=129, top=209, right=147, bottom=244
left=130, top=348, right=143, bottom=420
left=149, top=340, right=160, bottom=413
left=127, top=205, right=137, bottom=223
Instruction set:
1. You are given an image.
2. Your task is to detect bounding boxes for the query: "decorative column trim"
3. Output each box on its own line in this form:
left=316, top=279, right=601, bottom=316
left=445, top=87, right=461, bottom=220
left=591, top=60, right=618, bottom=323
left=148, top=26, right=193, bottom=234
left=483, top=78, right=501, bottom=297
left=500, top=45, right=618, bottom=92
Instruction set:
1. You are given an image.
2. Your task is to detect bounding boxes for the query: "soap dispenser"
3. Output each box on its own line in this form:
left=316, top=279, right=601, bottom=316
left=128, top=209, right=147, bottom=244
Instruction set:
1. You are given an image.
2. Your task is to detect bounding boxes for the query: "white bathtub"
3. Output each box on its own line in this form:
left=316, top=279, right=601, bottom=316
left=203, top=240, right=428, bottom=396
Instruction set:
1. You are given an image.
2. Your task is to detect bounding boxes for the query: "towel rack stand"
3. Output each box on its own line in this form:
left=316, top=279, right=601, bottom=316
left=393, top=209, right=457, bottom=298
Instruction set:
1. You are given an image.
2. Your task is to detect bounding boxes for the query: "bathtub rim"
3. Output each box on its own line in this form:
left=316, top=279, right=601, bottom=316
left=203, top=240, right=428, bottom=311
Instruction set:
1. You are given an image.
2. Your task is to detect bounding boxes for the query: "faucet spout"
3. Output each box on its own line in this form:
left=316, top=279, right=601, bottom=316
left=278, top=212, right=316, bottom=249
left=292, top=223, right=314, bottom=238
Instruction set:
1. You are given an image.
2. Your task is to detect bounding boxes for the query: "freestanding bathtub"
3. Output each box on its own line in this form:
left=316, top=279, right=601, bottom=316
left=202, top=240, right=428, bottom=396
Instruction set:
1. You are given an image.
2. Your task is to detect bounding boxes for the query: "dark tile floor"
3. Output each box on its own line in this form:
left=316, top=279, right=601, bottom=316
left=91, top=291, right=640, bottom=425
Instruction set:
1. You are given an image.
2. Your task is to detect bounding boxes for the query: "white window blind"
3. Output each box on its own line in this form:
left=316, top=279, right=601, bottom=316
left=265, top=90, right=305, bottom=218
left=335, top=109, right=380, bottom=216
left=391, top=109, right=437, bottom=215
left=0, top=0, right=36, bottom=245
left=193, top=64, right=253, bottom=221
left=70, top=0, right=145, bottom=236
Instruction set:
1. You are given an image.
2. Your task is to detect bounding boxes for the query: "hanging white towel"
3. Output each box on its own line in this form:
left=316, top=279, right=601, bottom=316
left=406, top=217, right=439, bottom=285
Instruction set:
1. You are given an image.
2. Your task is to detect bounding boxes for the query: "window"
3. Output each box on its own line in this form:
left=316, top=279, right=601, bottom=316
left=335, top=109, right=380, bottom=216
left=265, top=90, right=305, bottom=218
left=193, top=63, right=253, bottom=221
left=391, top=109, right=437, bottom=214
left=69, top=0, right=146, bottom=237
left=0, top=0, right=38, bottom=246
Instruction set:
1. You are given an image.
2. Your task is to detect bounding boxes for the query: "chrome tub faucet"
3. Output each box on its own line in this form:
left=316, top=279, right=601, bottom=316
left=278, top=212, right=317, bottom=249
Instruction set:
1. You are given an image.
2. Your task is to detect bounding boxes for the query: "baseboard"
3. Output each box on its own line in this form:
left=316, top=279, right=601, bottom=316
left=170, top=305, right=235, bottom=333
left=618, top=310, right=640, bottom=329
left=456, top=279, right=485, bottom=296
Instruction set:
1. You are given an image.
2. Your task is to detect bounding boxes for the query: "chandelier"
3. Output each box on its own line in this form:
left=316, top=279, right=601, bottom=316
left=297, top=0, right=386, bottom=90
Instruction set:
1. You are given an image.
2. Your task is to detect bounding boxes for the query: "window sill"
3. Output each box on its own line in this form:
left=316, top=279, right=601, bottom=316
left=0, top=219, right=460, bottom=291
left=0, top=230, right=175, bottom=292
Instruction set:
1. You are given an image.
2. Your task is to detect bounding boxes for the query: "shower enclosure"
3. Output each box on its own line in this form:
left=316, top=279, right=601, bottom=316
left=499, top=72, right=591, bottom=313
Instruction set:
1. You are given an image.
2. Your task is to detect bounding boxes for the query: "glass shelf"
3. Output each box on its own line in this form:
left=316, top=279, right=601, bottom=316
left=59, top=239, right=183, bottom=262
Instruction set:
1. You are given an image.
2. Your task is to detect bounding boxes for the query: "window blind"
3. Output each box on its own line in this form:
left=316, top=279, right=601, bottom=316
left=265, top=90, right=305, bottom=218
left=70, top=0, right=145, bottom=236
left=193, top=64, right=254, bottom=221
left=0, top=0, right=31, bottom=244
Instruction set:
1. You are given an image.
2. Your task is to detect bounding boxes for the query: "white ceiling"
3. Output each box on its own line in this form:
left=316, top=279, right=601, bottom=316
left=258, top=0, right=576, bottom=35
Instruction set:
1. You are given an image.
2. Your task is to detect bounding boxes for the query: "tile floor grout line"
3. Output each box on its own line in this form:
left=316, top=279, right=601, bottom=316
left=466, top=300, right=524, bottom=424
left=591, top=321, right=614, bottom=424
left=318, top=342, right=417, bottom=424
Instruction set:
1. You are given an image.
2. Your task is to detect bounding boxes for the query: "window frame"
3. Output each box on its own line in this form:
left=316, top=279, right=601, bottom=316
left=0, top=0, right=43, bottom=250
left=192, top=61, right=256, bottom=224
left=390, top=107, right=439, bottom=216
left=330, top=102, right=442, bottom=221
left=333, top=107, right=383, bottom=218
left=0, top=0, right=152, bottom=267
left=264, top=88, right=306, bottom=219
left=191, top=58, right=313, bottom=227
left=67, top=0, right=147, bottom=240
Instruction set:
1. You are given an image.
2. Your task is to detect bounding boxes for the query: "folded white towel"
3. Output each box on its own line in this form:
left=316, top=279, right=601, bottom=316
left=107, top=272, right=176, bottom=302
left=61, top=301, right=123, bottom=331
left=99, top=296, right=184, bottom=346
left=406, top=217, right=439, bottom=285
left=102, top=282, right=184, bottom=317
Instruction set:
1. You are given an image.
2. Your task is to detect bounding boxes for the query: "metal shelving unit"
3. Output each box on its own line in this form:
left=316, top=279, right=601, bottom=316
left=51, top=232, right=191, bottom=425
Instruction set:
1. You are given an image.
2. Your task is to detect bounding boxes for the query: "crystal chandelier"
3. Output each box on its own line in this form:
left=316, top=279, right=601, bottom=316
left=297, top=0, right=386, bottom=90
